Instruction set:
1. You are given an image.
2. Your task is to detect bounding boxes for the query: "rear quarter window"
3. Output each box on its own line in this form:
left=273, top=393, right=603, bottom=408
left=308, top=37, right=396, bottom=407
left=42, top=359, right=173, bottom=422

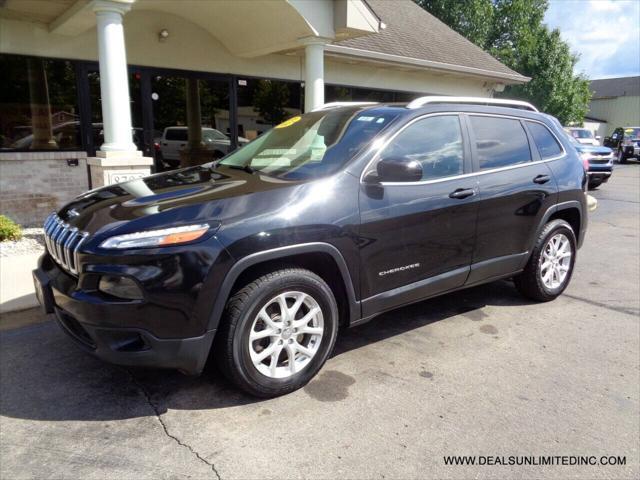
left=527, top=122, right=563, bottom=159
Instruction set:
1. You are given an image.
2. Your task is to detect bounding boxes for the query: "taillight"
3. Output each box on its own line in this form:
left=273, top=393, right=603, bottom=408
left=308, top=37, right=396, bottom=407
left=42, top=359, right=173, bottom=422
left=153, top=142, right=161, bottom=151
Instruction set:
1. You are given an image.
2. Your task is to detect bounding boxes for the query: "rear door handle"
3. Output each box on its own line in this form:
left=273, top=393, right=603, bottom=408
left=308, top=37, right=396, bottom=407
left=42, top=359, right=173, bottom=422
left=533, top=174, right=551, bottom=184
left=449, top=188, right=476, bottom=199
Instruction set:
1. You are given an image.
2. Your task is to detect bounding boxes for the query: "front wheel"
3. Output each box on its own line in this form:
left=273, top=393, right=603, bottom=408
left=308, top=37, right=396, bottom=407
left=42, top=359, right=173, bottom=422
left=617, top=149, right=627, bottom=164
left=514, top=220, right=577, bottom=302
left=215, top=268, right=339, bottom=397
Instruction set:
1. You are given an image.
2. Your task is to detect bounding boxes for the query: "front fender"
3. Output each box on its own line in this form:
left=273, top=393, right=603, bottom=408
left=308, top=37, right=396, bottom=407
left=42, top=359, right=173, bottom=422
left=203, top=242, right=360, bottom=332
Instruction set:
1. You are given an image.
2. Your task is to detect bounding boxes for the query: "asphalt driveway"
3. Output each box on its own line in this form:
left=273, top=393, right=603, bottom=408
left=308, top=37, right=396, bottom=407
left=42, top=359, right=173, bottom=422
left=1, top=165, right=638, bottom=479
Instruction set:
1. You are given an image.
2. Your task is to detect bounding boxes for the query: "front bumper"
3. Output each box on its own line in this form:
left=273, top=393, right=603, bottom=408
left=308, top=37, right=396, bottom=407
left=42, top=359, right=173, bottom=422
left=623, top=145, right=640, bottom=157
left=33, top=253, right=218, bottom=375
left=54, top=305, right=215, bottom=374
left=587, top=169, right=612, bottom=183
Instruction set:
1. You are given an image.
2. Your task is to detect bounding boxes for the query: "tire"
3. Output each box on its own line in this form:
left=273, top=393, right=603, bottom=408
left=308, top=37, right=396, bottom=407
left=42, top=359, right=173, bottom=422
left=618, top=149, right=627, bottom=164
left=514, top=219, right=577, bottom=302
left=588, top=180, right=602, bottom=190
left=214, top=268, right=339, bottom=397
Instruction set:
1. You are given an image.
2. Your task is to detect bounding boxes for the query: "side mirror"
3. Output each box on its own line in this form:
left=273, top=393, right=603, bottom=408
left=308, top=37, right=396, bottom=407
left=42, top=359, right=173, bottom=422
left=372, top=156, right=423, bottom=183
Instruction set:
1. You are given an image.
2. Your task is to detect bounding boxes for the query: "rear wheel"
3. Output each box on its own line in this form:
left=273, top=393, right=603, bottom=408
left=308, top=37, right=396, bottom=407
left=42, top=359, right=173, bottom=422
left=514, top=220, right=576, bottom=302
left=588, top=180, right=602, bottom=190
left=215, top=268, right=339, bottom=397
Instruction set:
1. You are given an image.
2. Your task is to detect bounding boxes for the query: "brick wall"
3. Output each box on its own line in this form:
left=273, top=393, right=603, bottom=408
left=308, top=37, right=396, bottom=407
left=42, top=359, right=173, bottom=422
left=0, top=152, right=90, bottom=227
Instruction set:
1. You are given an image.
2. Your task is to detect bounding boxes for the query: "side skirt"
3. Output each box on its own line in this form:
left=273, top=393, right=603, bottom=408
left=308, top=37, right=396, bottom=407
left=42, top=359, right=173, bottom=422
left=351, top=253, right=528, bottom=328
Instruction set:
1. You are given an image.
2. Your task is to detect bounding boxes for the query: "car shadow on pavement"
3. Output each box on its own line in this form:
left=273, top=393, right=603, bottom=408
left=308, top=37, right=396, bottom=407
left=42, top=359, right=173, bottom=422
left=0, top=280, right=532, bottom=422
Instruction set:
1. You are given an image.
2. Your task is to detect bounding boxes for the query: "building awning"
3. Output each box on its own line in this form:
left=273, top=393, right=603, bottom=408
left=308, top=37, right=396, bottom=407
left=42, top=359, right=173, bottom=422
left=0, top=0, right=381, bottom=57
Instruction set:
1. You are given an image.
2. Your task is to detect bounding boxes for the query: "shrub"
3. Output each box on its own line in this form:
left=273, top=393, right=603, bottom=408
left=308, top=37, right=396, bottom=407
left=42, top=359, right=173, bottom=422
left=0, top=215, right=22, bottom=242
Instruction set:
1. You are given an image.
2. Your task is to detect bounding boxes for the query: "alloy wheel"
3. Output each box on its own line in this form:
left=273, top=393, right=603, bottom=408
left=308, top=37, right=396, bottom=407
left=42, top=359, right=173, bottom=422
left=539, top=233, right=573, bottom=289
left=248, top=291, right=324, bottom=379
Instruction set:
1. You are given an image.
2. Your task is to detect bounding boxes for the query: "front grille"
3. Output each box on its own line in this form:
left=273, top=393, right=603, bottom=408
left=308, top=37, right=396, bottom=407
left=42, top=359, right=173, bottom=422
left=590, top=151, right=610, bottom=157
left=43, top=213, right=89, bottom=275
left=589, top=158, right=611, bottom=164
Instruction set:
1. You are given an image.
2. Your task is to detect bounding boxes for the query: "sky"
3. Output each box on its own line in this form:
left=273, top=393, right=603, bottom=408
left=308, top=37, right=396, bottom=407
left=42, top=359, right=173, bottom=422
left=544, top=0, right=640, bottom=79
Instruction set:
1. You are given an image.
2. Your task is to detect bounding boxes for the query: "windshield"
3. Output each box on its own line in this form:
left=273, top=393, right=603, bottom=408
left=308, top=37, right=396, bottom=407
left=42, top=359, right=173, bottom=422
left=203, top=129, right=228, bottom=141
left=564, top=132, right=580, bottom=146
left=570, top=129, right=594, bottom=139
left=219, top=107, right=400, bottom=180
left=624, top=128, right=640, bottom=139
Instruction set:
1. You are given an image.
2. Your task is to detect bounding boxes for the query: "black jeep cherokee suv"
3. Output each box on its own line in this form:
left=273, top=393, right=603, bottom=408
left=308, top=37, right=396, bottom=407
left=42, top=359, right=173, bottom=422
left=33, top=97, right=588, bottom=397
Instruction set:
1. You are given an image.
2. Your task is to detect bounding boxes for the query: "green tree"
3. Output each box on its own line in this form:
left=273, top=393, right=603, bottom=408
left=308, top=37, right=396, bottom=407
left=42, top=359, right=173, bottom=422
left=415, top=0, right=591, bottom=124
left=503, top=26, right=591, bottom=124
left=415, top=0, right=494, bottom=48
left=253, top=80, right=290, bottom=126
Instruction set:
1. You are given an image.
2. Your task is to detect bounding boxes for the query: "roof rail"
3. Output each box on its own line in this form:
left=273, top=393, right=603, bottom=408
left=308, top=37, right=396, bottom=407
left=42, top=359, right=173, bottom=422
left=312, top=101, right=378, bottom=112
left=406, top=96, right=538, bottom=112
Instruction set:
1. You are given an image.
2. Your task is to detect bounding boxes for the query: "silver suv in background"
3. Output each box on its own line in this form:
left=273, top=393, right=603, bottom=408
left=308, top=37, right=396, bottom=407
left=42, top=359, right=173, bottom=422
left=157, top=126, right=249, bottom=167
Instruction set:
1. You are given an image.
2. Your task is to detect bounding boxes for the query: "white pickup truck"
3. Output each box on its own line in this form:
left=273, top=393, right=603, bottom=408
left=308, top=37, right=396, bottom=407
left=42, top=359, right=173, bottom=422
left=157, top=127, right=248, bottom=167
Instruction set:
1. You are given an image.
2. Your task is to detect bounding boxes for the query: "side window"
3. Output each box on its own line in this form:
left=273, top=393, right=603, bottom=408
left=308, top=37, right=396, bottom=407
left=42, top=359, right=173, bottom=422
left=527, top=122, right=563, bottom=159
left=165, top=129, right=187, bottom=141
left=470, top=116, right=532, bottom=170
left=379, top=115, right=464, bottom=181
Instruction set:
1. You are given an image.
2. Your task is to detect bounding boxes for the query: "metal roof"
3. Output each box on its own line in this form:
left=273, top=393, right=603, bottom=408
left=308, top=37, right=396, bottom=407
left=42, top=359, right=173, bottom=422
left=590, top=76, right=640, bottom=99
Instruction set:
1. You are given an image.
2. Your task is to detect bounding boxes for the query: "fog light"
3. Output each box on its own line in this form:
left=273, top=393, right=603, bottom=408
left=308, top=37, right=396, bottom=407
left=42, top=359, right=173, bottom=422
left=99, top=275, right=143, bottom=300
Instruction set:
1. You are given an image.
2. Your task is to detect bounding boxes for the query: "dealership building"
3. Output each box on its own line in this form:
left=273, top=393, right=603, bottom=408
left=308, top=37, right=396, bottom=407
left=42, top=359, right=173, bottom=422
left=0, top=0, right=528, bottom=226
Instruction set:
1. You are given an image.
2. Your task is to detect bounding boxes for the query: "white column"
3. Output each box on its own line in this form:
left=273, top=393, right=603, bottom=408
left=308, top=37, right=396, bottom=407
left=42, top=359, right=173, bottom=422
left=92, top=0, right=137, bottom=152
left=303, top=38, right=327, bottom=112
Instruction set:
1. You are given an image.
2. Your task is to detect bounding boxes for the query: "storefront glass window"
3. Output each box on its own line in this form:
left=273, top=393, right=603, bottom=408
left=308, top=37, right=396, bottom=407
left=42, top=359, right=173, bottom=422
left=326, top=85, right=422, bottom=104
left=236, top=79, right=302, bottom=142
left=151, top=74, right=230, bottom=170
left=0, top=54, right=80, bottom=151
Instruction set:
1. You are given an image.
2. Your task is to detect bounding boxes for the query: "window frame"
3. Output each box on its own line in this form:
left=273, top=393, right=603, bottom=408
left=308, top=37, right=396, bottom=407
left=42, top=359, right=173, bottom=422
left=464, top=113, right=566, bottom=174
left=523, top=120, right=564, bottom=160
left=360, top=112, right=473, bottom=185
left=465, top=113, right=535, bottom=171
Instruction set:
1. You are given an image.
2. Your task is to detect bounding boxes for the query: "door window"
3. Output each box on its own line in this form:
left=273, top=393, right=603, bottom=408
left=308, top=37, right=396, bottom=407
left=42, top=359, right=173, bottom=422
left=470, top=116, right=532, bottom=169
left=527, top=122, right=563, bottom=159
left=378, top=115, right=464, bottom=181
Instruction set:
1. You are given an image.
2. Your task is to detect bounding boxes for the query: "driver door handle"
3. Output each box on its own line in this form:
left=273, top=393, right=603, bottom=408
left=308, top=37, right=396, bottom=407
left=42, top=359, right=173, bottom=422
left=449, top=188, right=476, bottom=199
left=533, top=174, right=551, bottom=184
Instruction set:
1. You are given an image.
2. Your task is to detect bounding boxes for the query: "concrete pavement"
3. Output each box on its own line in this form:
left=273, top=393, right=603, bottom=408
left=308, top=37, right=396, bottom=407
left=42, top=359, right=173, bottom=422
left=1, top=165, right=638, bottom=479
left=0, top=253, right=40, bottom=313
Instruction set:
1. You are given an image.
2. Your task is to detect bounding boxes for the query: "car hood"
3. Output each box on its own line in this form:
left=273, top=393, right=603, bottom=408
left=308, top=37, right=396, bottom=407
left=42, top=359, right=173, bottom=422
left=573, top=144, right=612, bottom=155
left=57, top=165, right=301, bottom=236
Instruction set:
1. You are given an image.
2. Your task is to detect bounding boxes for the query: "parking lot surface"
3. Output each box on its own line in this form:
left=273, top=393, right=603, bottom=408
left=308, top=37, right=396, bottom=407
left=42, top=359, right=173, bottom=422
left=1, top=166, right=639, bottom=480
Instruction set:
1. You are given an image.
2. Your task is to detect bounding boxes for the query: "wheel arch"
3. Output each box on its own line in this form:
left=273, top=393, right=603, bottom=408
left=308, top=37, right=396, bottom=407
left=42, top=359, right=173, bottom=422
left=206, top=243, right=360, bottom=332
left=523, top=200, right=584, bottom=268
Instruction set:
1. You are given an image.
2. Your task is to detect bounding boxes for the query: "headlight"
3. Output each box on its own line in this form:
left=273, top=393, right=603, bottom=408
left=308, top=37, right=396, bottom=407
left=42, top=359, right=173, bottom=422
left=100, top=224, right=210, bottom=249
